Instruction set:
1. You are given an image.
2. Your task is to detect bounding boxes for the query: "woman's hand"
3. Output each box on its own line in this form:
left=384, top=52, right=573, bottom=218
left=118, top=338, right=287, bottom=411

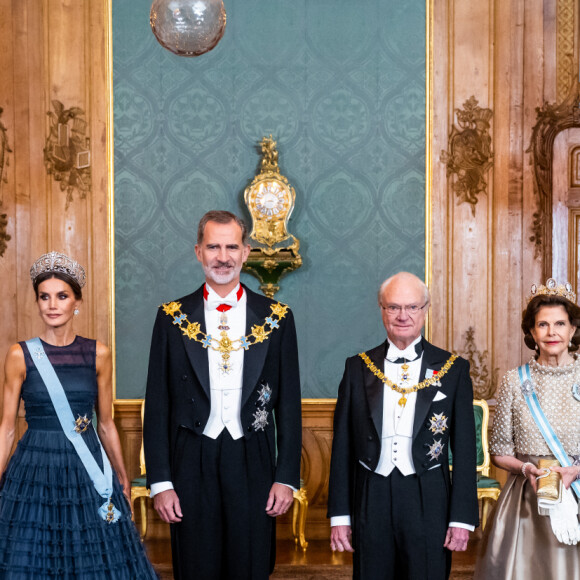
left=492, top=456, right=546, bottom=493
left=521, top=461, right=545, bottom=492
left=119, top=473, right=131, bottom=505
left=550, top=465, right=580, bottom=490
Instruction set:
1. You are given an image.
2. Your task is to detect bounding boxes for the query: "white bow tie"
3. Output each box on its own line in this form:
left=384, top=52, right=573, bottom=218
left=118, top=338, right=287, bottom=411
left=386, top=344, right=419, bottom=362
left=206, top=295, right=238, bottom=311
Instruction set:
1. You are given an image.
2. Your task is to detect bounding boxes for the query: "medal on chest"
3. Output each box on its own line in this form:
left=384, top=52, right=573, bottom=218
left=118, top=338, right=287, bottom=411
left=218, top=311, right=230, bottom=331
left=429, top=412, right=448, bottom=435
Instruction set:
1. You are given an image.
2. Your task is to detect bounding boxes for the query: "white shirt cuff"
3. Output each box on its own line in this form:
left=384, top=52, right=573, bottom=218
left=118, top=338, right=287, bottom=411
left=449, top=521, right=475, bottom=532
left=276, top=482, right=297, bottom=493
left=149, top=481, right=174, bottom=498
left=330, top=515, right=351, bottom=527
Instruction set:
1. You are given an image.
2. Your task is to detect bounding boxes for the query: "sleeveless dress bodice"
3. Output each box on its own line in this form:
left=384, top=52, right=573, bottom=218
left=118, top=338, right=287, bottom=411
left=21, top=336, right=98, bottom=431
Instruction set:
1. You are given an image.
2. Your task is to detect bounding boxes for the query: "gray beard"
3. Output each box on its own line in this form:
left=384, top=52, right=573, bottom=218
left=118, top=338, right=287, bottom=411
left=203, top=264, right=241, bottom=286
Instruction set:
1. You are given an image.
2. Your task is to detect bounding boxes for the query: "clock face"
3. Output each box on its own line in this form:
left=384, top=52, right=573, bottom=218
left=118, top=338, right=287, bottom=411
left=254, top=182, right=289, bottom=217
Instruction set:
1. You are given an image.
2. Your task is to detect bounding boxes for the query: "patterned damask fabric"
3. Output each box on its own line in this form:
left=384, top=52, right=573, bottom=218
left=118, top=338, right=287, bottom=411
left=113, top=0, right=426, bottom=398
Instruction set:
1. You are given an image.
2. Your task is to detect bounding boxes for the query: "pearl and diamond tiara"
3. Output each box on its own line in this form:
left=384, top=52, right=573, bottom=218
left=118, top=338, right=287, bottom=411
left=29, top=251, right=86, bottom=288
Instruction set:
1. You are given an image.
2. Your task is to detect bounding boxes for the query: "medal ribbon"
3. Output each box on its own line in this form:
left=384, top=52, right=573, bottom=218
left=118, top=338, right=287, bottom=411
left=25, top=338, right=121, bottom=523
left=517, top=363, right=580, bottom=499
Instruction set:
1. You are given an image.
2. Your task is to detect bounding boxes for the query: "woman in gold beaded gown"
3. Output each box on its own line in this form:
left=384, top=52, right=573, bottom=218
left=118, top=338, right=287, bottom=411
left=474, top=280, right=580, bottom=579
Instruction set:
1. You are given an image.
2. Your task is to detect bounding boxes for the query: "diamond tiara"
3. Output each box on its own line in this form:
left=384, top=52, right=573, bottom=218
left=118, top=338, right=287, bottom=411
left=30, top=251, right=86, bottom=288
left=527, top=278, right=576, bottom=304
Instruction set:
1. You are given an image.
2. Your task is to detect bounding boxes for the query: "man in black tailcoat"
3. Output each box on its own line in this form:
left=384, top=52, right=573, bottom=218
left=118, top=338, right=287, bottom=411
left=144, top=210, right=302, bottom=579
left=328, top=272, right=478, bottom=579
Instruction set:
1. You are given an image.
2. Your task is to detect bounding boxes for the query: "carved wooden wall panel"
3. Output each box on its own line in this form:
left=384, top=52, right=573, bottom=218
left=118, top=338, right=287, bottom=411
left=299, top=400, right=335, bottom=540
left=430, top=0, right=575, bottom=403
left=551, top=129, right=580, bottom=295
left=568, top=209, right=580, bottom=297
left=0, top=0, right=110, bottom=442
left=571, top=147, right=580, bottom=187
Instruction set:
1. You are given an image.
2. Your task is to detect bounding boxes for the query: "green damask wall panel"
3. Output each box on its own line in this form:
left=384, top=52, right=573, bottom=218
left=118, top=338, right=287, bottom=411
left=113, top=0, right=425, bottom=398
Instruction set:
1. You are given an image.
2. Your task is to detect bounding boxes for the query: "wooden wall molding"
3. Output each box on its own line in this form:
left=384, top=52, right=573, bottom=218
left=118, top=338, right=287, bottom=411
left=528, top=81, right=580, bottom=276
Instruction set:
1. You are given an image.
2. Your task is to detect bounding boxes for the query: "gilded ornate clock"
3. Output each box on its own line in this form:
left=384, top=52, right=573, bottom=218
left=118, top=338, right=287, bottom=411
left=243, top=136, right=302, bottom=297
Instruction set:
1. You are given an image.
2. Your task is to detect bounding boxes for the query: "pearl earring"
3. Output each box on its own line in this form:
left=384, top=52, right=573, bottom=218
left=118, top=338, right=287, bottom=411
left=74, top=309, right=79, bottom=316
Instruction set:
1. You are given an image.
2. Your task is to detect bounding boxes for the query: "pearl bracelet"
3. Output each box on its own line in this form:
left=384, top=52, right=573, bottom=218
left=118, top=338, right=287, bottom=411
left=521, top=462, right=533, bottom=478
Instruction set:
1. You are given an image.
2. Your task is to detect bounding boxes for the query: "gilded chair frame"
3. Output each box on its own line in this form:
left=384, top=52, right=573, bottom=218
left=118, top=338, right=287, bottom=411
left=473, top=399, right=501, bottom=530
left=130, top=401, right=150, bottom=538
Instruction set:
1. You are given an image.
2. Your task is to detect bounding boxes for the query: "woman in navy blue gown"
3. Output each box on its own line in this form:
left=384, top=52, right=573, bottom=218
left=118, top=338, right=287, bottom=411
left=0, top=252, right=158, bottom=579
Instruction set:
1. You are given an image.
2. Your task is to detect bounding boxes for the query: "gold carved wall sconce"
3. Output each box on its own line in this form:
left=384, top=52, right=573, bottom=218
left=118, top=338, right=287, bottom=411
left=440, top=96, right=493, bottom=216
left=242, top=136, right=302, bottom=298
left=0, top=106, right=12, bottom=257
left=44, top=100, right=91, bottom=208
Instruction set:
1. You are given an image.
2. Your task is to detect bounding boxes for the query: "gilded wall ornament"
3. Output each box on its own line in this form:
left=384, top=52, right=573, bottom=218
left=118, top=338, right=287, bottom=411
left=242, top=136, right=302, bottom=298
left=44, top=100, right=91, bottom=208
left=460, top=327, right=498, bottom=400
left=527, top=77, right=580, bottom=267
left=440, top=96, right=493, bottom=216
left=0, top=106, right=12, bottom=257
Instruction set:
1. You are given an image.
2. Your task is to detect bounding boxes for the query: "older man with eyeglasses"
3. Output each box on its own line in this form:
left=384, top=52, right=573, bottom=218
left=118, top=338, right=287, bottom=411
left=328, top=271, right=478, bottom=580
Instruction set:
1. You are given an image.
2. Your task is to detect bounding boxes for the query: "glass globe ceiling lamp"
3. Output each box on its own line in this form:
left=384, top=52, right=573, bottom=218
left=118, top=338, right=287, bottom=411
left=150, top=0, right=226, bottom=57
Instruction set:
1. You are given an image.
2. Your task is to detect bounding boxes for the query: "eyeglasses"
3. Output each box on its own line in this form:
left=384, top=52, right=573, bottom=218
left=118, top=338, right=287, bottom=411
left=381, top=302, right=429, bottom=316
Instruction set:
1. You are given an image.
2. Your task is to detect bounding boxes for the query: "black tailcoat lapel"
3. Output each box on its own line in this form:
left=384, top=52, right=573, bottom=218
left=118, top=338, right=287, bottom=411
left=241, top=287, right=271, bottom=407
left=364, top=341, right=389, bottom=439
left=413, top=337, right=451, bottom=439
left=178, top=286, right=210, bottom=399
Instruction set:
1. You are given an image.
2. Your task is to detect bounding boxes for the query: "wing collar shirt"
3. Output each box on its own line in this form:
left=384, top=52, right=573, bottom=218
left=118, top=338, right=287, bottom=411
left=203, top=283, right=246, bottom=440
left=373, top=334, right=423, bottom=478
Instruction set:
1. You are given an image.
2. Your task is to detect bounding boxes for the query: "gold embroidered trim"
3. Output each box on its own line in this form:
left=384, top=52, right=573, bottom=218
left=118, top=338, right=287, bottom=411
left=163, top=300, right=288, bottom=357
left=358, top=352, right=458, bottom=396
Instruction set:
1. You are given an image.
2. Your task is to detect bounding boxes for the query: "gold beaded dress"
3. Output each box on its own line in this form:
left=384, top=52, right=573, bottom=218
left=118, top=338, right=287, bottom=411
left=474, top=356, right=580, bottom=579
